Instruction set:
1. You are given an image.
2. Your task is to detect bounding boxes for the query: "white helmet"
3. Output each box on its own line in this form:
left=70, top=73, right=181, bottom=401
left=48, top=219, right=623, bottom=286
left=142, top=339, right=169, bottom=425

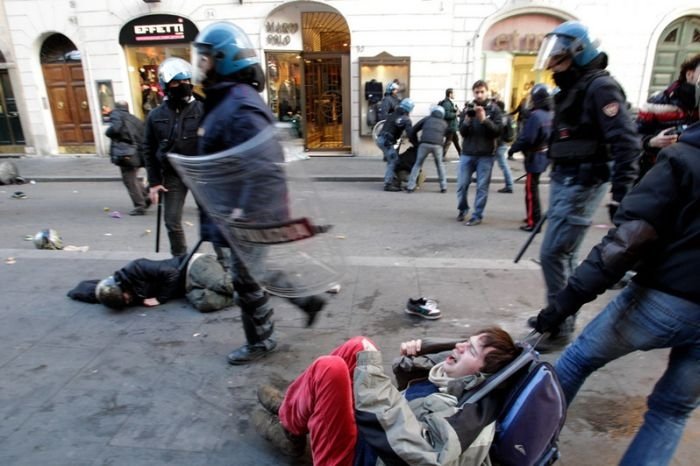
left=33, top=229, right=63, bottom=250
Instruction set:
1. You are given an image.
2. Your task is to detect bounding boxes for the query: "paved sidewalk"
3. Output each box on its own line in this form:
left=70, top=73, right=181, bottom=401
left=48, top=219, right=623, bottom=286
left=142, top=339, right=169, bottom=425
left=4, top=151, right=530, bottom=184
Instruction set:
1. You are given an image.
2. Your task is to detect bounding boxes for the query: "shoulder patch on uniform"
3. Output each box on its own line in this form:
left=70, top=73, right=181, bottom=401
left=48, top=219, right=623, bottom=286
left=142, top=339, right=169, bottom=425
left=197, top=127, right=205, bottom=137
left=602, top=102, right=620, bottom=118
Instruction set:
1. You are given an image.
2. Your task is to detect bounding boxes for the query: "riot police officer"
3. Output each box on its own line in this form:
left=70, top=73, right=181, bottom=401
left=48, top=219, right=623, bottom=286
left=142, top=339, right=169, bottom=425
left=527, top=21, right=640, bottom=349
left=376, top=97, right=414, bottom=191
left=191, top=22, right=325, bottom=365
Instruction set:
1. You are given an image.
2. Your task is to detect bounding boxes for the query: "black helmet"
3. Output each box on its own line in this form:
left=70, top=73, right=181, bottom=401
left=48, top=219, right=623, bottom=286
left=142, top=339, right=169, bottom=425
left=530, top=84, right=552, bottom=110
left=96, top=276, right=127, bottom=309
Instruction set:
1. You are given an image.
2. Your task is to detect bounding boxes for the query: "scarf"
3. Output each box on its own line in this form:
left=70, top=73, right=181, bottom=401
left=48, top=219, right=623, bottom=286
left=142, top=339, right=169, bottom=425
left=428, top=362, right=488, bottom=396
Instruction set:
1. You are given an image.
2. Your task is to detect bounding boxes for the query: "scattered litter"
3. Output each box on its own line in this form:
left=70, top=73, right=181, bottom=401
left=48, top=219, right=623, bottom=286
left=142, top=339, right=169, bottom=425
left=594, top=224, right=610, bottom=229
left=139, top=313, right=147, bottom=317
left=193, top=332, right=201, bottom=337
left=140, top=229, right=152, bottom=237
left=103, top=207, right=110, bottom=212
left=30, top=180, right=36, bottom=184
left=63, top=245, right=89, bottom=252
left=23, top=235, right=34, bottom=241
left=184, top=221, right=194, bottom=227
left=193, top=332, right=208, bottom=338
left=335, top=235, right=346, bottom=239
left=326, top=284, right=341, bottom=294
left=385, top=246, right=392, bottom=250
left=104, top=233, right=112, bottom=236
left=11, top=191, right=27, bottom=199
left=109, top=211, right=122, bottom=218
left=5, top=257, right=16, bottom=265
left=73, top=190, right=79, bottom=194
left=91, top=369, right=99, bottom=374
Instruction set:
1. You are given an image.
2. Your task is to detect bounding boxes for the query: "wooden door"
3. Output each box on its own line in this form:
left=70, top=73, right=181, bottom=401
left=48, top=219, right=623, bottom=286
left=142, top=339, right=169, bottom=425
left=649, top=16, right=700, bottom=96
left=42, top=63, right=94, bottom=145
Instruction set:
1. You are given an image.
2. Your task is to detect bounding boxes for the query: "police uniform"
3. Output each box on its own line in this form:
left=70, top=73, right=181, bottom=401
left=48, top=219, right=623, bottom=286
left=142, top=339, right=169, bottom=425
left=377, top=109, right=413, bottom=187
left=540, top=68, right=640, bottom=315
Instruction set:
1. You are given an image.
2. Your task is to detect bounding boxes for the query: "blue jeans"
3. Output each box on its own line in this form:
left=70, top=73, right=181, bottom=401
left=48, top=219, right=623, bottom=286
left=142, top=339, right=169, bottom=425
left=456, top=154, right=494, bottom=220
left=555, top=283, right=700, bottom=466
left=376, top=135, right=398, bottom=185
left=540, top=175, right=608, bottom=304
left=408, top=142, right=446, bottom=191
left=494, top=144, right=513, bottom=189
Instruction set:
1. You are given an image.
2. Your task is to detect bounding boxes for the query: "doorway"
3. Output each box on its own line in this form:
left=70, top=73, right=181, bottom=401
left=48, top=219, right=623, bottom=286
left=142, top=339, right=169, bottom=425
left=302, top=53, right=348, bottom=150
left=648, top=15, right=700, bottom=96
left=0, top=69, right=25, bottom=150
left=40, top=34, right=94, bottom=150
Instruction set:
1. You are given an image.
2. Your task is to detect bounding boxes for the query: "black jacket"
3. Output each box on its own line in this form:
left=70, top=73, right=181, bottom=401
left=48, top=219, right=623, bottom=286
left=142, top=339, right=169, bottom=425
left=142, top=98, right=204, bottom=187
left=114, top=256, right=187, bottom=304
left=554, top=121, right=700, bottom=315
left=106, top=108, right=145, bottom=166
left=509, top=108, right=552, bottom=174
left=409, top=114, right=448, bottom=146
left=459, top=101, right=502, bottom=156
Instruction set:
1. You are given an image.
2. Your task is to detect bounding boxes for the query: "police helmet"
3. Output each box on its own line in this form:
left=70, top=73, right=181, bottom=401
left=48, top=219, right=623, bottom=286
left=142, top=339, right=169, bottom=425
left=192, top=22, right=261, bottom=87
left=534, top=21, right=601, bottom=70
left=95, top=276, right=127, bottom=309
left=529, top=84, right=551, bottom=109
left=430, top=104, right=445, bottom=118
left=399, top=98, right=415, bottom=113
left=33, top=228, right=63, bottom=250
left=157, top=57, right=193, bottom=89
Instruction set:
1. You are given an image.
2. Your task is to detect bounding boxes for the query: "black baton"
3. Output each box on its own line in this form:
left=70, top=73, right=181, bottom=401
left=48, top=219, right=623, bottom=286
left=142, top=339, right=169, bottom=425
left=514, top=213, right=547, bottom=263
left=155, top=192, right=163, bottom=253
left=178, top=238, right=204, bottom=273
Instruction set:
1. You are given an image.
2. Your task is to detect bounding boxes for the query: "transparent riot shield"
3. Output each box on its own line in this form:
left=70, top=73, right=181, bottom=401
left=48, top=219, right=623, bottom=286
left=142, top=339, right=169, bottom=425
left=168, top=125, right=344, bottom=298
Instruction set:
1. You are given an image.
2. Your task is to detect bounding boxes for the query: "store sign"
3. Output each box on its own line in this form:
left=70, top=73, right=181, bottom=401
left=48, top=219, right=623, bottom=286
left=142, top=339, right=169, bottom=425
left=119, top=14, right=198, bottom=45
left=265, top=21, right=299, bottom=47
left=492, top=31, right=545, bottom=53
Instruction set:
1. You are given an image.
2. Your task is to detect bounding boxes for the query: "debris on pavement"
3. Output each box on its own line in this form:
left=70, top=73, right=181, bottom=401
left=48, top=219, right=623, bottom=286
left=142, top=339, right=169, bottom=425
left=109, top=211, right=122, bottom=218
left=11, top=191, right=27, bottom=199
left=5, top=257, right=16, bottom=265
left=63, top=245, right=90, bottom=252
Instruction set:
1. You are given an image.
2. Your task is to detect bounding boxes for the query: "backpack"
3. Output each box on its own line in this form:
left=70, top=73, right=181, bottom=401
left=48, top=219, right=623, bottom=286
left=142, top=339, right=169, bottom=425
left=463, top=339, right=567, bottom=466
left=377, top=97, right=394, bottom=122
left=501, top=114, right=515, bottom=143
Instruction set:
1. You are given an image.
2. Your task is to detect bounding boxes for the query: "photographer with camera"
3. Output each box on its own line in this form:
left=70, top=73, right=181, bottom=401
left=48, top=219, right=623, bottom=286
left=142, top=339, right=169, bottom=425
left=455, top=80, right=503, bottom=226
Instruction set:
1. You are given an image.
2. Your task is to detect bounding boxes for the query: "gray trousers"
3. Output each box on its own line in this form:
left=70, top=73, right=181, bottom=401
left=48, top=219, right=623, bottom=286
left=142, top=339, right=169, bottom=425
left=119, top=166, right=148, bottom=209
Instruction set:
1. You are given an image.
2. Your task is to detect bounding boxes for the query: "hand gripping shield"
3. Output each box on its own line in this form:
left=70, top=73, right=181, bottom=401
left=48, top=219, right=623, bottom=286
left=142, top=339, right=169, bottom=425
left=167, top=126, right=344, bottom=298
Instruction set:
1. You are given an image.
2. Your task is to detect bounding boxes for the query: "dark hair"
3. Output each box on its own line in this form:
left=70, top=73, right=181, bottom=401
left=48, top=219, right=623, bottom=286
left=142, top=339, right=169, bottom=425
left=473, top=326, right=518, bottom=373
left=446, top=88, right=453, bottom=97
left=472, top=80, right=489, bottom=91
left=678, top=53, right=700, bottom=83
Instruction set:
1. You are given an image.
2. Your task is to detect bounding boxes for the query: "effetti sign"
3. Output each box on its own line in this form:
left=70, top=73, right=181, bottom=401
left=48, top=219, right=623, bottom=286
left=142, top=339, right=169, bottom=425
left=119, top=14, right=198, bottom=45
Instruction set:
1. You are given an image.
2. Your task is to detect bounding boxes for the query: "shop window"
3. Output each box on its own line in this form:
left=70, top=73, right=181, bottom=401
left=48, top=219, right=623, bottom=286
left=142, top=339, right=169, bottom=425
left=358, top=53, right=410, bottom=137
left=266, top=52, right=302, bottom=128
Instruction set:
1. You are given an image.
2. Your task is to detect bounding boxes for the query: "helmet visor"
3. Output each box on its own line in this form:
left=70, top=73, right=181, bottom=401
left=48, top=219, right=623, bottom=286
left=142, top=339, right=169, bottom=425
left=192, top=45, right=215, bottom=86
left=534, top=34, right=572, bottom=70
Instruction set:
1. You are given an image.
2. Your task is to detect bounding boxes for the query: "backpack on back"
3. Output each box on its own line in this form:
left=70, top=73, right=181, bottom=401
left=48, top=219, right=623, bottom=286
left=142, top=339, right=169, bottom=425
left=501, top=114, right=516, bottom=143
left=463, top=339, right=567, bottom=466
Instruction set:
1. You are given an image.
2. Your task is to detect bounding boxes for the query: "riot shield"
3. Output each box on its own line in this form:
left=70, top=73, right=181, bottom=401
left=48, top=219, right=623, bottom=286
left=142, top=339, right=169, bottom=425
left=168, top=125, right=344, bottom=298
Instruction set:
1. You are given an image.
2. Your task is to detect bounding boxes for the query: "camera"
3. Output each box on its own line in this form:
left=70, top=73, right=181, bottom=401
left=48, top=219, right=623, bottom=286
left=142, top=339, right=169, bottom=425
left=465, top=102, right=476, bottom=118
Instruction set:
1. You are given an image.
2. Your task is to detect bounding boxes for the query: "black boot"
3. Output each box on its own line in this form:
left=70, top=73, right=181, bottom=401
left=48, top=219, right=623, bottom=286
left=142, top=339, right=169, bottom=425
left=228, top=292, right=276, bottom=365
left=526, top=315, right=575, bottom=353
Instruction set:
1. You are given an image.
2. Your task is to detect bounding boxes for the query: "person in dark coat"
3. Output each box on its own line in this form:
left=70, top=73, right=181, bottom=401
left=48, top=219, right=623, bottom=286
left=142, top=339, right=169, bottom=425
left=508, top=84, right=553, bottom=231
left=105, top=101, right=150, bottom=216
left=191, top=22, right=326, bottom=365
left=439, top=88, right=462, bottom=160
left=526, top=21, right=640, bottom=349
left=142, top=58, right=204, bottom=257
left=406, top=105, right=448, bottom=192
left=532, top=120, right=700, bottom=466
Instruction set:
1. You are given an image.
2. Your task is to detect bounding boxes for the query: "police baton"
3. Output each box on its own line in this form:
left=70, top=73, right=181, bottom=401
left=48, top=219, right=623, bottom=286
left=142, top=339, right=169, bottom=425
left=177, top=238, right=204, bottom=273
left=155, top=192, right=163, bottom=253
left=513, top=213, right=547, bottom=263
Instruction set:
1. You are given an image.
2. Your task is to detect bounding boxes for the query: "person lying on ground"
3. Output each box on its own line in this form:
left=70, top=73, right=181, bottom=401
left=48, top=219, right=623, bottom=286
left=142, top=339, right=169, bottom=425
left=252, top=327, right=518, bottom=466
left=67, top=254, right=232, bottom=312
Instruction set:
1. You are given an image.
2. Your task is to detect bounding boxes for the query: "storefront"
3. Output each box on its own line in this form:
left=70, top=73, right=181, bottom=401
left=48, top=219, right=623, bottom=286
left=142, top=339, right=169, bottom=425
left=264, top=2, right=351, bottom=153
left=481, top=13, right=565, bottom=111
left=118, top=14, right=199, bottom=120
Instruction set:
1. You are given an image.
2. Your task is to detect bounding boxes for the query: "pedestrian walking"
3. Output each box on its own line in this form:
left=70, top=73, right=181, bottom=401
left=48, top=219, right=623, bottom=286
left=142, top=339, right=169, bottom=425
left=439, top=88, right=462, bottom=160
left=493, top=100, right=516, bottom=194
left=105, top=101, right=150, bottom=216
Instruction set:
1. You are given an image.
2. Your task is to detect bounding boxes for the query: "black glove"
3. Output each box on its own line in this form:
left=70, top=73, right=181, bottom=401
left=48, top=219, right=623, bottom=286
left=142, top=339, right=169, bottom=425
left=534, top=304, right=568, bottom=336
left=507, top=148, right=514, bottom=157
left=607, top=201, right=619, bottom=223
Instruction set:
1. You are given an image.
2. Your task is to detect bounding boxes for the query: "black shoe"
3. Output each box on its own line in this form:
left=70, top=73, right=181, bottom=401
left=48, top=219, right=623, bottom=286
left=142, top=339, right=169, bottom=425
left=404, top=188, right=415, bottom=193
left=520, top=225, right=535, bottom=232
left=532, top=333, right=572, bottom=354
left=440, top=188, right=447, bottom=193
left=456, top=212, right=466, bottom=222
left=129, top=208, right=146, bottom=216
left=465, top=217, right=482, bottom=226
left=227, top=338, right=277, bottom=365
left=384, top=184, right=401, bottom=192
left=498, top=187, right=513, bottom=193
left=145, top=197, right=152, bottom=208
